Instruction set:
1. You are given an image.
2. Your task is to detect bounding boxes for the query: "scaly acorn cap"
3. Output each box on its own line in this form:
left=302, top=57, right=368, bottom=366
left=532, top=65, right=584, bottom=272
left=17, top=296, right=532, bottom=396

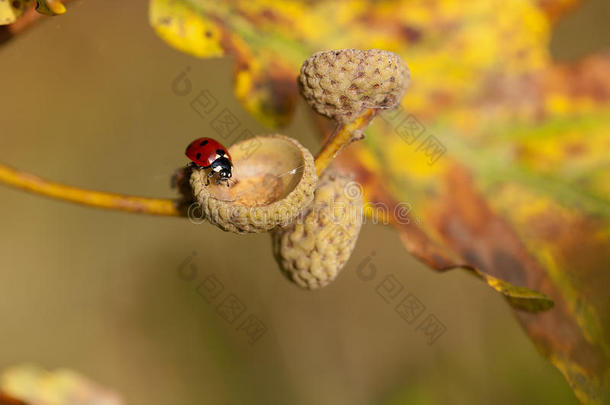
left=190, top=134, right=317, bottom=234
left=298, top=49, right=410, bottom=122
left=272, top=170, right=364, bottom=289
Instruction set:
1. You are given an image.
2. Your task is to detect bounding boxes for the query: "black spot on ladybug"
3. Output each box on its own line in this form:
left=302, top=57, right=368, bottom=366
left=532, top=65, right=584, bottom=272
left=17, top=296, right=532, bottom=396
left=196, top=153, right=202, bottom=160
left=204, top=30, right=212, bottom=38
left=199, top=140, right=208, bottom=146
left=216, top=149, right=225, bottom=156
left=12, top=0, right=21, bottom=8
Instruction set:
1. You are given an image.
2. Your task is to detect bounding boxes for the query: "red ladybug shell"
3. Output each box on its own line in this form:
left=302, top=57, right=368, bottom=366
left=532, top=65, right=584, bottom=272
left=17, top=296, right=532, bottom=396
left=185, top=137, right=232, bottom=168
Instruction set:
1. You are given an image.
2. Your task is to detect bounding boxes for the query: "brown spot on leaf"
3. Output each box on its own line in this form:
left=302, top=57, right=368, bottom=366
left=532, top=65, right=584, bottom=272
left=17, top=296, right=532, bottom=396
left=400, top=25, right=422, bottom=42
left=564, top=141, right=586, bottom=156
left=492, top=250, right=527, bottom=286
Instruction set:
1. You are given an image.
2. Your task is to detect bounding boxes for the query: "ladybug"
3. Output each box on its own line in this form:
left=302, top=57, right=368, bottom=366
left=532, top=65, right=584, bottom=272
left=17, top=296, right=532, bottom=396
left=185, top=137, right=233, bottom=186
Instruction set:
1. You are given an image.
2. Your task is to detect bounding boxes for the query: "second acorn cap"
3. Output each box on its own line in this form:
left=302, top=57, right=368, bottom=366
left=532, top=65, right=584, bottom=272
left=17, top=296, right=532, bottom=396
left=272, top=170, right=364, bottom=289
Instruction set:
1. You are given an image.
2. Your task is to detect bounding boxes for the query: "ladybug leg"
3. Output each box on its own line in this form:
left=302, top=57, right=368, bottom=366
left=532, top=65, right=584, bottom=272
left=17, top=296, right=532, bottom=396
left=205, top=169, right=215, bottom=186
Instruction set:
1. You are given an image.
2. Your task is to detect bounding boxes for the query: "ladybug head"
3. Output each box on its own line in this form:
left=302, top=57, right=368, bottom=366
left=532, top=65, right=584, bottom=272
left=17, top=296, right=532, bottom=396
left=215, top=157, right=233, bottom=180
left=219, top=167, right=232, bottom=179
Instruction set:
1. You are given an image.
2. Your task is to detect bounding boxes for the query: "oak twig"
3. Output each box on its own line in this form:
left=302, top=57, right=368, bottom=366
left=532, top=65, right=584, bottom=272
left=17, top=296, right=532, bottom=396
left=0, top=163, right=181, bottom=216
left=314, top=109, right=379, bottom=176
left=0, top=107, right=378, bottom=216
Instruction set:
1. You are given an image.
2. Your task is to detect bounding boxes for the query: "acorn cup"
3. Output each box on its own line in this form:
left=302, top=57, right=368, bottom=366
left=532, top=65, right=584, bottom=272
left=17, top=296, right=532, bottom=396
left=272, top=171, right=364, bottom=289
left=189, top=134, right=318, bottom=233
left=298, top=49, right=410, bottom=123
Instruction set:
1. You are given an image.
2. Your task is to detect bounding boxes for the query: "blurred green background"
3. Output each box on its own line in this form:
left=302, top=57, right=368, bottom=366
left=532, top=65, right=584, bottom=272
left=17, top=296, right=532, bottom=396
left=1, top=1, right=609, bottom=404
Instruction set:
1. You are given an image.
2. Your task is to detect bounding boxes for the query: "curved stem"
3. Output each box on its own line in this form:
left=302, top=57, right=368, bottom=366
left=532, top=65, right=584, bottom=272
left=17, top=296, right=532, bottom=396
left=314, top=109, right=379, bottom=176
left=0, top=108, right=380, bottom=216
left=0, top=164, right=181, bottom=216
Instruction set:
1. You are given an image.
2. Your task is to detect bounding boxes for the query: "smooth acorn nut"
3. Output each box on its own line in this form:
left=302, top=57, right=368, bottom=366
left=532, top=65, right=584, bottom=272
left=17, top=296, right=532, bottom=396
left=272, top=171, right=364, bottom=289
left=298, top=49, right=410, bottom=122
left=190, top=134, right=317, bottom=233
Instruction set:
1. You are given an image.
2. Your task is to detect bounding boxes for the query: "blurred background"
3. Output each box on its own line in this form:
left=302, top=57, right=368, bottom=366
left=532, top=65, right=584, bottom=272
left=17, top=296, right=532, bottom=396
left=1, top=0, right=609, bottom=404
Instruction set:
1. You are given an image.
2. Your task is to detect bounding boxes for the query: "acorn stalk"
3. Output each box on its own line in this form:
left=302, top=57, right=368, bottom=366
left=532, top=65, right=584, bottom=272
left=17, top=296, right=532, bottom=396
left=299, top=49, right=410, bottom=176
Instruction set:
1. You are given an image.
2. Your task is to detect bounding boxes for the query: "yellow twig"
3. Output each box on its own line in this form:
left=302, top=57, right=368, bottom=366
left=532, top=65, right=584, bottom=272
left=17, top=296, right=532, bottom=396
left=0, top=108, right=380, bottom=216
left=314, top=109, right=379, bottom=176
left=0, top=163, right=181, bottom=216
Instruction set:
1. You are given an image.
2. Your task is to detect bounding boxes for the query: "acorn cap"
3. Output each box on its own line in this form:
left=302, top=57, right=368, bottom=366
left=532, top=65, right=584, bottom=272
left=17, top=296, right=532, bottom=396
left=190, top=134, right=317, bottom=233
left=298, top=49, right=410, bottom=122
left=272, top=171, right=364, bottom=289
